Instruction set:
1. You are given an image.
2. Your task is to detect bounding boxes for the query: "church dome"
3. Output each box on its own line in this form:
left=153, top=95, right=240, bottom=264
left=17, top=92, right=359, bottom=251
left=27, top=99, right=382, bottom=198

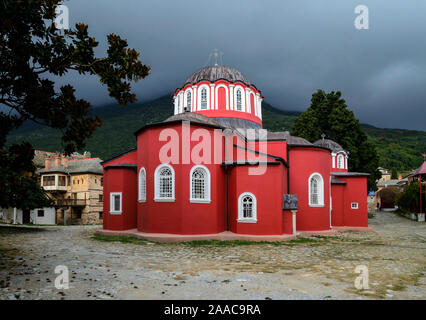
left=174, top=64, right=263, bottom=128
left=184, top=65, right=251, bottom=86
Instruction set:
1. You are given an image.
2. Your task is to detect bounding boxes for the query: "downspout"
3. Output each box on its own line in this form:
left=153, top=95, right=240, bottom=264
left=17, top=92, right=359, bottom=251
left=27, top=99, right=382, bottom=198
left=225, top=166, right=229, bottom=231
left=13, top=207, right=17, bottom=225
left=286, top=146, right=290, bottom=193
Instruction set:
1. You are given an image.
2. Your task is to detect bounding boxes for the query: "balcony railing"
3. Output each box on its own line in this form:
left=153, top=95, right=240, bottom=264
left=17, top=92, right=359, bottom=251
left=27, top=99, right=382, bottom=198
left=55, top=199, right=86, bottom=207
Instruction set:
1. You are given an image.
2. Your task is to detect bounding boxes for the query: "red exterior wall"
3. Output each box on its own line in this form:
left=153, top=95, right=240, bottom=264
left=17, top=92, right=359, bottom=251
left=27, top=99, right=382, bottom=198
left=228, top=164, right=287, bottom=235
left=289, top=147, right=331, bottom=231
left=340, top=177, right=368, bottom=227
left=331, top=184, right=345, bottom=226
left=136, top=123, right=226, bottom=235
left=102, top=167, right=137, bottom=231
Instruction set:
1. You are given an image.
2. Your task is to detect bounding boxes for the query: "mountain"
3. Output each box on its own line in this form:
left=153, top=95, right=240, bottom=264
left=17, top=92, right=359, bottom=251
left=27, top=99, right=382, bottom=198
left=6, top=95, right=426, bottom=171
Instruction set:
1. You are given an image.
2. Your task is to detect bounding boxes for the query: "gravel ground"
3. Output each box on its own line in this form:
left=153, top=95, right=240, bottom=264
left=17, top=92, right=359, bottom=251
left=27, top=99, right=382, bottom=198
left=0, top=210, right=425, bottom=300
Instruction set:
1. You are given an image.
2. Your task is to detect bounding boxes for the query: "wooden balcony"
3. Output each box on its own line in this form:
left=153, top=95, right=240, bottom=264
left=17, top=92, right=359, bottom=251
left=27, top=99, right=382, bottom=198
left=55, top=199, right=86, bottom=207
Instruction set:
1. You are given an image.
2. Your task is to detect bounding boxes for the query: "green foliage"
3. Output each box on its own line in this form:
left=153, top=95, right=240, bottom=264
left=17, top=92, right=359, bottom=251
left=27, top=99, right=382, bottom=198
left=291, top=90, right=381, bottom=190
left=391, top=168, right=398, bottom=179
left=0, top=142, right=53, bottom=209
left=361, top=124, right=426, bottom=172
left=395, top=181, right=421, bottom=212
left=0, top=0, right=149, bottom=209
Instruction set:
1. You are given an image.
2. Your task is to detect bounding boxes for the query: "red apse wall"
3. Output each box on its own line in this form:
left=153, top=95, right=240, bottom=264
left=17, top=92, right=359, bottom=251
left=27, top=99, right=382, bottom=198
left=289, top=147, right=331, bottom=231
left=136, top=123, right=226, bottom=235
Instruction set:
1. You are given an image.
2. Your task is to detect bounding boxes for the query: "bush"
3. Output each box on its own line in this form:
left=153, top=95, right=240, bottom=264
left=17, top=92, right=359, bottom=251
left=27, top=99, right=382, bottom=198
left=395, top=181, right=420, bottom=212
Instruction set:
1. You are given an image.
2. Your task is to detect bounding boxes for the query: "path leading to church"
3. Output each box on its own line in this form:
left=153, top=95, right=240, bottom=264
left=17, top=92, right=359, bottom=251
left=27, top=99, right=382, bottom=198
left=0, top=211, right=425, bottom=300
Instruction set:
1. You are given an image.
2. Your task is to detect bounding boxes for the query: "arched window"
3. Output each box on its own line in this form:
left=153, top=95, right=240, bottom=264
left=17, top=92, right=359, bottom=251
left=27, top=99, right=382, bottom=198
left=186, top=91, right=192, bottom=110
left=238, top=192, right=257, bottom=222
left=190, top=165, right=210, bottom=203
left=309, top=173, right=324, bottom=206
left=138, top=167, right=146, bottom=202
left=154, top=164, right=175, bottom=201
left=200, top=88, right=208, bottom=110
left=236, top=89, right=242, bottom=111
left=337, top=154, right=345, bottom=169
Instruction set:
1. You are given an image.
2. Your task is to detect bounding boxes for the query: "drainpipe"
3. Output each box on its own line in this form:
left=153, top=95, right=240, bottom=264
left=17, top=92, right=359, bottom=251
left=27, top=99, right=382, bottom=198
left=225, top=166, right=229, bottom=231
left=13, top=207, right=17, bottom=225
left=420, top=176, right=423, bottom=214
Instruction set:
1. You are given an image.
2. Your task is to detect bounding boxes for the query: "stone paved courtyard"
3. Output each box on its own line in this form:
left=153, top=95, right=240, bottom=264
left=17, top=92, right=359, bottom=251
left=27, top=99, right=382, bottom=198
left=0, top=210, right=425, bottom=300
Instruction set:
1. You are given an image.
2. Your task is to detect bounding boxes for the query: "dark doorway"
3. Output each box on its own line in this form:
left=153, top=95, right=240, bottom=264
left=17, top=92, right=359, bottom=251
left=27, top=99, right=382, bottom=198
left=22, top=209, right=30, bottom=224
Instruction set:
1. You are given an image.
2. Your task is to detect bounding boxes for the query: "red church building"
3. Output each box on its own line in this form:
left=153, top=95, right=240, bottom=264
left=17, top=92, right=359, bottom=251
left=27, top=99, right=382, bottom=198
left=100, top=65, right=371, bottom=240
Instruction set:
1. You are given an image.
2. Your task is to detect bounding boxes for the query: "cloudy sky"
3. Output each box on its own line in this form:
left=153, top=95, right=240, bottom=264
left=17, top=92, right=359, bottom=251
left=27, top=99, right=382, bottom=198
left=57, top=0, right=426, bottom=130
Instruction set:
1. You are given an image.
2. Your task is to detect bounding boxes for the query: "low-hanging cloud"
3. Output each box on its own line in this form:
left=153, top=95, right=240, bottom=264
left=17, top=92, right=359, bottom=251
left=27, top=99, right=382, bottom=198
left=46, top=0, right=426, bottom=130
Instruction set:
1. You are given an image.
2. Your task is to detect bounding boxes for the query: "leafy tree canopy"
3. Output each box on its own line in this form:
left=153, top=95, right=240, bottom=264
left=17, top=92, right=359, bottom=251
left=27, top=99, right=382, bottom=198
left=0, top=0, right=150, bottom=209
left=391, top=168, right=398, bottom=180
left=292, top=89, right=381, bottom=190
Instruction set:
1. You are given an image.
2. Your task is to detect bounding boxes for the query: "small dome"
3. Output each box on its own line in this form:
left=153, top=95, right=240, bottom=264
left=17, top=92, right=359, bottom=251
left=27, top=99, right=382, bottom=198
left=313, top=139, right=345, bottom=152
left=184, top=65, right=251, bottom=85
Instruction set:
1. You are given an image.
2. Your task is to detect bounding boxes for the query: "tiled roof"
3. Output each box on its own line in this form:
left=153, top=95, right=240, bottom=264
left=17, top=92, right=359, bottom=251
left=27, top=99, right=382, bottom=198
left=37, top=158, right=103, bottom=175
left=331, top=172, right=370, bottom=177
left=412, top=161, right=426, bottom=176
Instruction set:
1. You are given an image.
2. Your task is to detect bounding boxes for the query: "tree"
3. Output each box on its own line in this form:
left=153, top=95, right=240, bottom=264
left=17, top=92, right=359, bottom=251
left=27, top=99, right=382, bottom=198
left=292, top=90, right=381, bottom=190
left=0, top=0, right=150, bottom=209
left=391, top=168, right=398, bottom=179
left=395, top=181, right=420, bottom=213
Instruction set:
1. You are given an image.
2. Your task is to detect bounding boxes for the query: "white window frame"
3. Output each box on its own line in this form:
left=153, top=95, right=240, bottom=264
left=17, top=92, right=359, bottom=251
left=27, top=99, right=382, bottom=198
left=234, top=85, right=246, bottom=112
left=308, top=173, right=324, bottom=207
left=185, top=89, right=193, bottom=111
left=237, top=192, right=257, bottom=223
left=138, top=167, right=146, bottom=202
left=189, top=165, right=211, bottom=203
left=154, top=164, right=175, bottom=202
left=337, top=154, right=345, bottom=169
left=110, top=192, right=122, bottom=215
left=198, top=85, right=210, bottom=110
left=351, top=202, right=359, bottom=209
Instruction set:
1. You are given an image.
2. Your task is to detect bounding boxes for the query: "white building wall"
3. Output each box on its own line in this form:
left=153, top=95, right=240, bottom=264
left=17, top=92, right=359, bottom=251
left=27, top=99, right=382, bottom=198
left=0, top=207, right=56, bottom=225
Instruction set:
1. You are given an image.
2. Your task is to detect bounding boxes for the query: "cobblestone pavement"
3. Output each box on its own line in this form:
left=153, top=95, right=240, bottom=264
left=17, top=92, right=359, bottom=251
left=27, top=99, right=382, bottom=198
left=0, top=211, right=425, bottom=300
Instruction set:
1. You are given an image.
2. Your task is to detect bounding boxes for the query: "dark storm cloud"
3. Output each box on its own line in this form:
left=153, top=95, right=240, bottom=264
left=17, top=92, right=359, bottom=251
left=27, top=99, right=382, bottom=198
left=56, top=0, right=426, bottom=130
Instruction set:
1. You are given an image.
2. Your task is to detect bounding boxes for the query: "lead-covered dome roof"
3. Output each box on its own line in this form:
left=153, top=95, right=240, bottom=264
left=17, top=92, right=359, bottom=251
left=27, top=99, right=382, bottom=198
left=184, top=65, right=251, bottom=85
left=313, top=139, right=345, bottom=153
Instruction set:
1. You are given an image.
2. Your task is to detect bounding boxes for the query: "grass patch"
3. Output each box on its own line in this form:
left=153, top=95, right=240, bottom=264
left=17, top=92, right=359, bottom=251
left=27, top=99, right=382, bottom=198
left=92, top=233, right=333, bottom=247
left=92, top=233, right=151, bottom=245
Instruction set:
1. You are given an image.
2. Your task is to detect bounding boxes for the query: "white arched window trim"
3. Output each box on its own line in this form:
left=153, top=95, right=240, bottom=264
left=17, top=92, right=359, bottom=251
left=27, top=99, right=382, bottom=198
left=337, top=154, right=345, bottom=169
left=138, top=167, right=146, bottom=202
left=154, top=164, right=175, bottom=202
left=234, top=85, right=246, bottom=112
left=215, top=84, right=229, bottom=110
left=189, top=165, right=211, bottom=203
left=308, top=173, right=324, bottom=207
left=184, top=88, right=193, bottom=111
left=237, top=192, right=257, bottom=223
left=197, top=85, right=210, bottom=110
